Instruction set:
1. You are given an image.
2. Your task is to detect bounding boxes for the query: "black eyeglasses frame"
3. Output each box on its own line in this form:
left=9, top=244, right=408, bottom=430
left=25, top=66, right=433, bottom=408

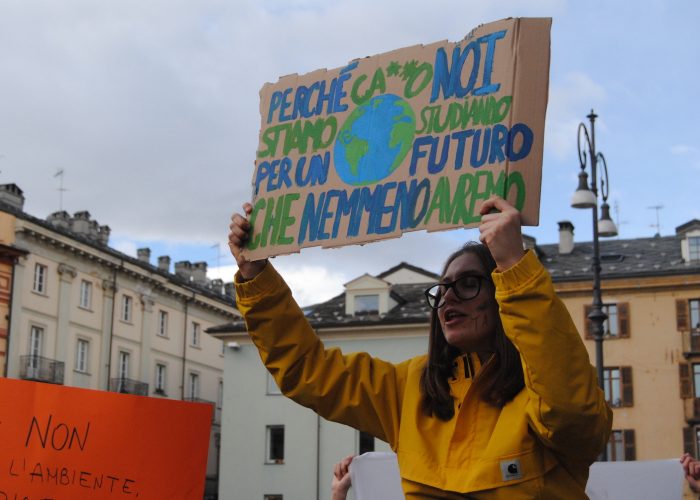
left=424, top=274, right=491, bottom=310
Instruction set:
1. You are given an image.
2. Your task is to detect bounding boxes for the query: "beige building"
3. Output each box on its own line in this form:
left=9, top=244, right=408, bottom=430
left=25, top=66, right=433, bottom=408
left=547, top=219, right=700, bottom=463
left=0, top=183, right=238, bottom=498
left=211, top=218, right=700, bottom=499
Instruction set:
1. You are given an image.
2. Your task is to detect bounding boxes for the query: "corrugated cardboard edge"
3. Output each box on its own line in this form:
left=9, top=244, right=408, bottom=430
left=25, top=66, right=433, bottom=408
left=508, top=17, right=551, bottom=226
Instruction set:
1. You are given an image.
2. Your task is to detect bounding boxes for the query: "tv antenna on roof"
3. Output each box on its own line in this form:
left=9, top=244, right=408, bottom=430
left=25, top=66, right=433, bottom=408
left=613, top=201, right=628, bottom=238
left=647, top=205, right=664, bottom=236
left=54, top=169, right=68, bottom=211
left=210, top=242, right=222, bottom=270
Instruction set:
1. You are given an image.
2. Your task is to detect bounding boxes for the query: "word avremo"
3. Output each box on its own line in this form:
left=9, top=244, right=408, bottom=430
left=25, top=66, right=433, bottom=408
left=246, top=169, right=525, bottom=250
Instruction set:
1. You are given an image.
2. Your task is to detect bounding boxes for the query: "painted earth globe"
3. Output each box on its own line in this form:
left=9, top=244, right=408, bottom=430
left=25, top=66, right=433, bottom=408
left=334, top=94, right=416, bottom=186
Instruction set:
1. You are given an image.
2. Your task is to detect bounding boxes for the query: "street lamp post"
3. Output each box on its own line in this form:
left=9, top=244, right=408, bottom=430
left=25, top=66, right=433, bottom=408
left=571, top=110, right=618, bottom=461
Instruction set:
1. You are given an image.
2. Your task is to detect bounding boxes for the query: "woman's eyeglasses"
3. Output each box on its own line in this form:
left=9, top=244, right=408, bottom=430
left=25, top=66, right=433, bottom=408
left=424, top=275, right=490, bottom=309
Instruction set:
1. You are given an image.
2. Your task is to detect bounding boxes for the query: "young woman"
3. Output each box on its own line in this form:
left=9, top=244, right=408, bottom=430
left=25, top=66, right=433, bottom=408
left=228, top=196, right=612, bottom=498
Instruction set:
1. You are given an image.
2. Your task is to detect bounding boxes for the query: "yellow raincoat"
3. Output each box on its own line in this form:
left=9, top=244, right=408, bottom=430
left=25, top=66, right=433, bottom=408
left=235, top=250, right=612, bottom=498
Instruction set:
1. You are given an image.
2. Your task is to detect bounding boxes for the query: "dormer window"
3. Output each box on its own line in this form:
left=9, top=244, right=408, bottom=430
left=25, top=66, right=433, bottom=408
left=343, top=274, right=390, bottom=317
left=677, top=219, right=700, bottom=263
left=354, top=294, right=379, bottom=315
left=690, top=236, right=700, bottom=261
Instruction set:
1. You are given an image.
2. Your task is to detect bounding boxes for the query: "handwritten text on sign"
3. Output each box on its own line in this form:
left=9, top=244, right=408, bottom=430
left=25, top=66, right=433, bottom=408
left=244, top=18, right=551, bottom=259
left=0, top=378, right=212, bottom=499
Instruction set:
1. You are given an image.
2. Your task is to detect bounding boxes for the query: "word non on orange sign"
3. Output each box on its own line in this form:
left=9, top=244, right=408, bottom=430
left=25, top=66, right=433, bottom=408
left=0, top=378, right=212, bottom=499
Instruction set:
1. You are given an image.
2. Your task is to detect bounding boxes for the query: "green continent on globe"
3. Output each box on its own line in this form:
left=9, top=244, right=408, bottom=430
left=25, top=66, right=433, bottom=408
left=389, top=99, right=416, bottom=171
left=346, top=136, right=369, bottom=177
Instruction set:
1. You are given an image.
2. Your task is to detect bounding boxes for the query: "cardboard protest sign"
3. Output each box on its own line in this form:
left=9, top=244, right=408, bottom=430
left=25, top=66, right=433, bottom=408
left=0, top=378, right=212, bottom=499
left=244, top=17, right=551, bottom=260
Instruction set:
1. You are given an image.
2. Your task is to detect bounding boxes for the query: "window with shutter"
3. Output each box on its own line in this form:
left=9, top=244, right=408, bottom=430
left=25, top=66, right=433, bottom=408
left=621, top=366, right=634, bottom=406
left=586, top=303, right=629, bottom=340
left=623, top=430, right=636, bottom=460
left=607, top=430, right=636, bottom=461
left=603, top=304, right=619, bottom=337
left=693, top=364, right=700, bottom=399
left=617, top=302, right=630, bottom=338
left=691, top=299, right=700, bottom=332
left=603, top=368, right=622, bottom=407
left=684, top=427, right=696, bottom=456
left=677, top=299, right=690, bottom=331
left=680, top=363, right=693, bottom=399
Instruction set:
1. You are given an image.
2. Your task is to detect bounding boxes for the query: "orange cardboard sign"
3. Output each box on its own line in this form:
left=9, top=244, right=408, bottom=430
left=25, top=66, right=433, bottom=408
left=244, top=17, right=551, bottom=260
left=0, top=378, right=212, bottom=499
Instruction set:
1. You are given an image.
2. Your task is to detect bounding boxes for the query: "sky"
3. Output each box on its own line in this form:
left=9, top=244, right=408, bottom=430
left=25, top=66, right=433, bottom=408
left=1, top=0, right=699, bottom=306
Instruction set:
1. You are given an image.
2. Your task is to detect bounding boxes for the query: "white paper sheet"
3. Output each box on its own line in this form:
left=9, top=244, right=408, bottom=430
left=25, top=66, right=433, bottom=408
left=350, top=452, right=403, bottom=500
left=586, top=459, right=684, bottom=499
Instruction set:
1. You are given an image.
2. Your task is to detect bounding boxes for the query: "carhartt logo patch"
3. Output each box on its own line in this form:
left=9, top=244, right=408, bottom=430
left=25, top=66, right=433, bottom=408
left=500, top=458, right=522, bottom=481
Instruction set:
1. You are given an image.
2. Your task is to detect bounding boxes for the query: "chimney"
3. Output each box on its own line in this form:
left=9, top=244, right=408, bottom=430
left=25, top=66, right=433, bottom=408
left=0, top=183, right=25, bottom=211
left=47, top=211, right=71, bottom=230
left=71, top=211, right=92, bottom=236
left=192, top=261, right=208, bottom=285
left=558, top=221, right=575, bottom=255
left=88, top=220, right=99, bottom=240
left=157, top=255, right=171, bottom=273
left=174, top=260, right=193, bottom=281
left=224, top=282, right=235, bottom=300
left=98, top=225, right=111, bottom=246
left=522, top=234, right=537, bottom=252
left=137, top=248, right=151, bottom=264
left=210, top=278, right=224, bottom=294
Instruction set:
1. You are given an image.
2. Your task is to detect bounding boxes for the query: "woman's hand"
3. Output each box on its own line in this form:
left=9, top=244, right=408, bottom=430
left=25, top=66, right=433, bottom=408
left=478, top=195, right=525, bottom=272
left=228, top=203, right=267, bottom=280
left=331, top=454, right=354, bottom=500
left=681, top=453, right=700, bottom=493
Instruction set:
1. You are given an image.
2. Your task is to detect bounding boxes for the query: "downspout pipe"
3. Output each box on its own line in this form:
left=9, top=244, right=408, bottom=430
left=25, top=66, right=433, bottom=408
left=181, top=293, right=193, bottom=399
left=105, top=262, right=120, bottom=390
left=3, top=258, right=17, bottom=378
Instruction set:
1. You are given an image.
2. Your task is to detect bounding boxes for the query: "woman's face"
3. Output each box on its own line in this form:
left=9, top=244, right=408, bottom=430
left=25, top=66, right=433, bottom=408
left=437, top=252, right=498, bottom=354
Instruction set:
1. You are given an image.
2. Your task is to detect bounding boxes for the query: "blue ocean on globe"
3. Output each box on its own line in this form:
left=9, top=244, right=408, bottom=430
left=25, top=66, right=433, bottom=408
left=334, top=94, right=416, bottom=186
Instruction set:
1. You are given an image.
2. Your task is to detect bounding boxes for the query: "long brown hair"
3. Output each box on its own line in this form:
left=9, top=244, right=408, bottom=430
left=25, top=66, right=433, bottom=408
left=420, top=243, right=524, bottom=420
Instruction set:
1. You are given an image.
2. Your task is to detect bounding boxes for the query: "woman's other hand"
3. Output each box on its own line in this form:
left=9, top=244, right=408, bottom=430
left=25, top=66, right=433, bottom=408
left=228, top=202, right=267, bottom=280
left=478, top=196, right=525, bottom=272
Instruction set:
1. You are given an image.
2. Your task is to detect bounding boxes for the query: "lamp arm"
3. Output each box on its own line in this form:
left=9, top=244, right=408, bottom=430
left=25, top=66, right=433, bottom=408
left=597, top=153, right=610, bottom=201
left=577, top=122, right=593, bottom=171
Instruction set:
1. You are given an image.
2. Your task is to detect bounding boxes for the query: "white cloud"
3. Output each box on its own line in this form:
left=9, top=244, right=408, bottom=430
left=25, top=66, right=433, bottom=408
left=275, top=264, right=348, bottom=306
left=112, top=238, right=138, bottom=257
left=546, top=72, right=608, bottom=161
left=207, top=264, right=238, bottom=283
left=670, top=144, right=698, bottom=156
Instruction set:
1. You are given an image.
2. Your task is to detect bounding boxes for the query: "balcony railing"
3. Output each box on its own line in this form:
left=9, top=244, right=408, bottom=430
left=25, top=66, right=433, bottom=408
left=109, top=377, right=149, bottom=396
left=183, top=397, right=218, bottom=423
left=20, top=355, right=65, bottom=384
left=684, top=397, right=700, bottom=422
left=683, top=331, right=700, bottom=355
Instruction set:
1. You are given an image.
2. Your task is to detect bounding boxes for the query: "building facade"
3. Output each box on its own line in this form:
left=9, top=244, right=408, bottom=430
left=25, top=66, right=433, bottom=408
left=210, top=219, right=700, bottom=499
left=0, top=183, right=238, bottom=498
